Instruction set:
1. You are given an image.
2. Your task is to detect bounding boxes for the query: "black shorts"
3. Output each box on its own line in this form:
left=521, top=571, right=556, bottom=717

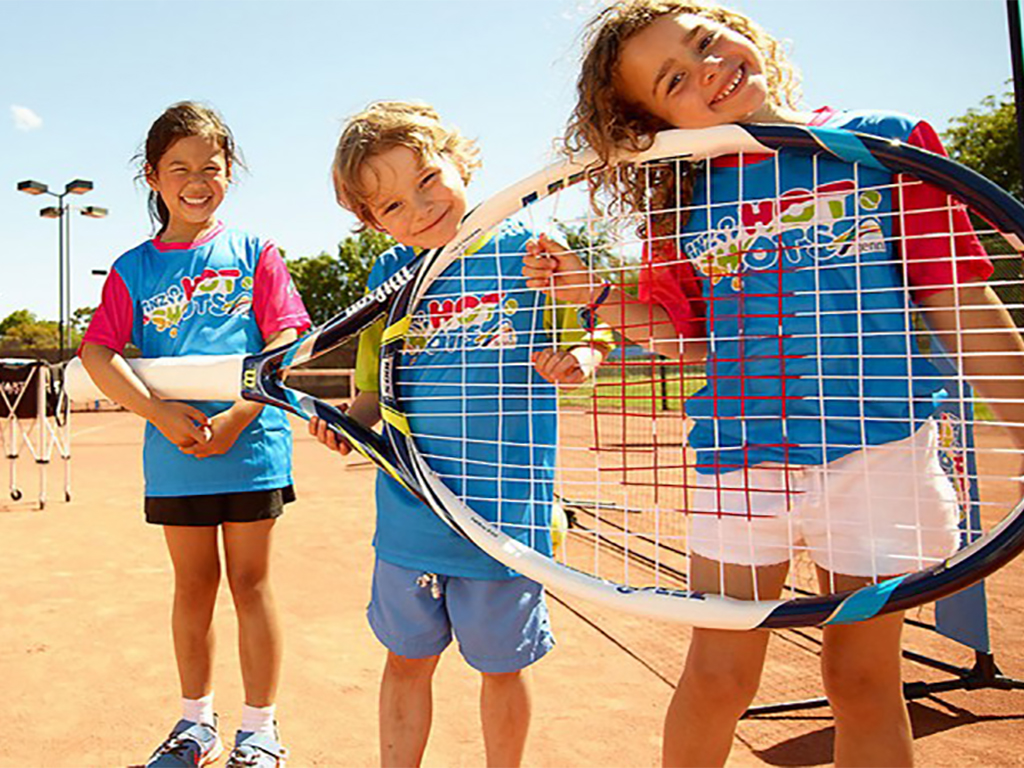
left=145, top=485, right=296, bottom=527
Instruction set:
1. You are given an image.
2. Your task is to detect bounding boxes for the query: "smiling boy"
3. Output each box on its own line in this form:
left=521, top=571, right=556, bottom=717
left=310, top=101, right=605, bottom=768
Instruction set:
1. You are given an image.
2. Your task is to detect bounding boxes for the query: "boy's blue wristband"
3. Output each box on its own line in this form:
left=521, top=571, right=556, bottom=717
left=577, top=281, right=612, bottom=332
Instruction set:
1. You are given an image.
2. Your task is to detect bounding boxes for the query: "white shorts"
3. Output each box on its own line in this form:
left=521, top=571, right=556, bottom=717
left=688, top=422, right=961, bottom=577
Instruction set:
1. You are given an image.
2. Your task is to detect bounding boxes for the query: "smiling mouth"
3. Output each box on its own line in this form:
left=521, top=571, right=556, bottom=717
left=182, top=195, right=211, bottom=206
left=417, top=207, right=450, bottom=236
left=711, top=64, right=745, bottom=105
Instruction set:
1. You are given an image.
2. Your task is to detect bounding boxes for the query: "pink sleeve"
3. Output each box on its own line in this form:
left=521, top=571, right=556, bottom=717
left=637, top=237, right=707, bottom=338
left=253, top=240, right=312, bottom=340
left=898, top=121, right=993, bottom=300
left=80, top=269, right=134, bottom=354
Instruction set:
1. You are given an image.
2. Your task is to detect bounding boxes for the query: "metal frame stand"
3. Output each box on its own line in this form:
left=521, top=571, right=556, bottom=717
left=0, top=359, right=71, bottom=509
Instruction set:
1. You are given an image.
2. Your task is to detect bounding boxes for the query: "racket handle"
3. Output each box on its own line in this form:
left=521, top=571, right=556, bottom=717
left=309, top=398, right=424, bottom=499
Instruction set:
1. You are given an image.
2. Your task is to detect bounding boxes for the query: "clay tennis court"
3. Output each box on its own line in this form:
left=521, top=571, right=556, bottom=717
left=2, top=409, right=1022, bottom=767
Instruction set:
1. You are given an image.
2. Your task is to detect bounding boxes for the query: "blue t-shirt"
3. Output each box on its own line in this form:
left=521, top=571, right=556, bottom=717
left=86, top=225, right=310, bottom=496
left=358, top=223, right=587, bottom=579
left=682, top=110, right=986, bottom=473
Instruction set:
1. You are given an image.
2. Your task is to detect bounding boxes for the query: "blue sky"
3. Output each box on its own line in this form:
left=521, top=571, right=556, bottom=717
left=1, top=0, right=1015, bottom=323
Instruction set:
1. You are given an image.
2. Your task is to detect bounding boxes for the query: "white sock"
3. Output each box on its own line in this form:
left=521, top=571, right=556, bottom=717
left=240, top=703, right=277, bottom=736
left=182, top=693, right=215, bottom=726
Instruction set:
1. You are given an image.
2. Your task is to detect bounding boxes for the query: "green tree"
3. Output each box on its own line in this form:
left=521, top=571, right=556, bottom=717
left=287, top=229, right=394, bottom=325
left=71, top=306, right=96, bottom=336
left=0, top=309, right=37, bottom=336
left=943, top=90, right=1024, bottom=328
left=5, top=319, right=59, bottom=349
left=556, top=219, right=639, bottom=295
left=336, top=229, right=393, bottom=308
left=943, top=89, right=1022, bottom=200
left=286, top=251, right=340, bottom=327
left=0, top=308, right=89, bottom=352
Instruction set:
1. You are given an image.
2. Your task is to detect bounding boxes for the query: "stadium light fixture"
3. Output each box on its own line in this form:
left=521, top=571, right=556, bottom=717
left=17, top=180, right=49, bottom=195
left=65, top=179, right=94, bottom=195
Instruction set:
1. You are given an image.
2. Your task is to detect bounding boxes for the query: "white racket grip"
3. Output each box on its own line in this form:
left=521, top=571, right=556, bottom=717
left=64, top=355, right=245, bottom=402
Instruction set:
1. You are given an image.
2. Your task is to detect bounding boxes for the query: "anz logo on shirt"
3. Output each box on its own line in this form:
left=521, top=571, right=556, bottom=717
left=685, top=180, right=887, bottom=293
left=402, top=290, right=521, bottom=356
left=142, top=268, right=254, bottom=338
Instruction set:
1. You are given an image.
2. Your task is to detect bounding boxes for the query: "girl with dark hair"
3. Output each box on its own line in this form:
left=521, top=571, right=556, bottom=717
left=80, top=101, right=310, bottom=768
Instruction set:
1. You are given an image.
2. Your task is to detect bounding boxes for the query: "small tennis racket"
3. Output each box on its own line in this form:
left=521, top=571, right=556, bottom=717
left=67, top=124, right=1024, bottom=630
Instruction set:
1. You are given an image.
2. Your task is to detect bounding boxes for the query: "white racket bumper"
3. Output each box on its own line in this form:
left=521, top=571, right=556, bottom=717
left=65, top=355, right=244, bottom=402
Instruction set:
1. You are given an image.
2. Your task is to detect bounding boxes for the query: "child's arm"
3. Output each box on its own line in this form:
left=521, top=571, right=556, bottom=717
left=308, top=312, right=384, bottom=456
left=79, top=342, right=211, bottom=448
left=180, top=327, right=300, bottom=459
left=522, top=234, right=706, bottom=362
left=921, top=283, right=1024, bottom=471
left=308, top=390, right=382, bottom=456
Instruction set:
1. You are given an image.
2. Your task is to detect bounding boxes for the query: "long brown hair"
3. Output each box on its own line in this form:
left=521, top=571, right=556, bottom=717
left=135, top=101, right=243, bottom=235
left=566, top=0, right=800, bottom=243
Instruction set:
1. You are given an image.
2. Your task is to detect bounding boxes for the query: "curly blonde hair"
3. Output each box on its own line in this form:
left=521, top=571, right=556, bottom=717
left=332, top=101, right=481, bottom=230
left=565, top=0, right=800, bottom=242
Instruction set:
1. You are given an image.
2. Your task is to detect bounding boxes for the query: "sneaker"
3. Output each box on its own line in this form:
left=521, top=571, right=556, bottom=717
left=225, top=727, right=288, bottom=768
left=146, top=718, right=224, bottom=768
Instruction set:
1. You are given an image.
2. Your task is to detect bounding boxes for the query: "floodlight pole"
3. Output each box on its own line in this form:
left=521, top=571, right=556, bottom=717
left=59, top=205, right=67, bottom=360
left=16, top=180, right=108, bottom=363
left=1008, top=0, right=1024, bottom=187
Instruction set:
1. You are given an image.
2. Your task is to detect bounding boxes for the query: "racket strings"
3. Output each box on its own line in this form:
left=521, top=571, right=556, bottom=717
left=392, top=144, right=1023, bottom=604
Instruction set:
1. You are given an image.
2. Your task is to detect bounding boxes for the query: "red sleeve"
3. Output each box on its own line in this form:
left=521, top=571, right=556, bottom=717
left=636, top=236, right=707, bottom=338
left=253, top=240, right=312, bottom=340
left=80, top=269, right=134, bottom=354
left=898, top=120, right=993, bottom=300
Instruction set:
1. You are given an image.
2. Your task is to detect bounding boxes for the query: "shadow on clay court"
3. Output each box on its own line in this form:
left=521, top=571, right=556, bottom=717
left=745, top=698, right=1024, bottom=767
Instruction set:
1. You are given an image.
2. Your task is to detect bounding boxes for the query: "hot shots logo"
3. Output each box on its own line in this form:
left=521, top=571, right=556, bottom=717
left=142, top=268, right=254, bottom=337
left=686, top=180, right=885, bottom=292
left=404, top=291, right=519, bottom=355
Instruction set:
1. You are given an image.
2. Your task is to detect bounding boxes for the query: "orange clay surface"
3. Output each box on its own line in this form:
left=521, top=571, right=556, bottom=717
left=1, top=409, right=1022, bottom=767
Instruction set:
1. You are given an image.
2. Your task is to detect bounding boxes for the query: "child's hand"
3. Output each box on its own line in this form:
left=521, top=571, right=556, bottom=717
left=523, top=234, right=593, bottom=306
left=149, top=400, right=212, bottom=448
left=180, top=410, right=246, bottom=459
left=532, top=348, right=588, bottom=389
left=308, top=414, right=355, bottom=456
left=533, top=344, right=608, bottom=389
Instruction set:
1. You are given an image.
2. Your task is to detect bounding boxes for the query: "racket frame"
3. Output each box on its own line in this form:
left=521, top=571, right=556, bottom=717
left=373, top=124, right=1024, bottom=629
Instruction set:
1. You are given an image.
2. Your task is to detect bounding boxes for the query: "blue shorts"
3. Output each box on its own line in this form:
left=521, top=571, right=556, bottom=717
left=367, top=557, right=555, bottom=674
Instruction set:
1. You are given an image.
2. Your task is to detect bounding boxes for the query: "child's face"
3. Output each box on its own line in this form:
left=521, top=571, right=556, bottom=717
left=615, top=13, right=771, bottom=129
left=360, top=145, right=468, bottom=250
left=147, top=135, right=230, bottom=233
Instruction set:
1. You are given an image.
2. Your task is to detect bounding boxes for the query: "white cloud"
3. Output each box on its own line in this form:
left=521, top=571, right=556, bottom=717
left=11, top=105, right=43, bottom=132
